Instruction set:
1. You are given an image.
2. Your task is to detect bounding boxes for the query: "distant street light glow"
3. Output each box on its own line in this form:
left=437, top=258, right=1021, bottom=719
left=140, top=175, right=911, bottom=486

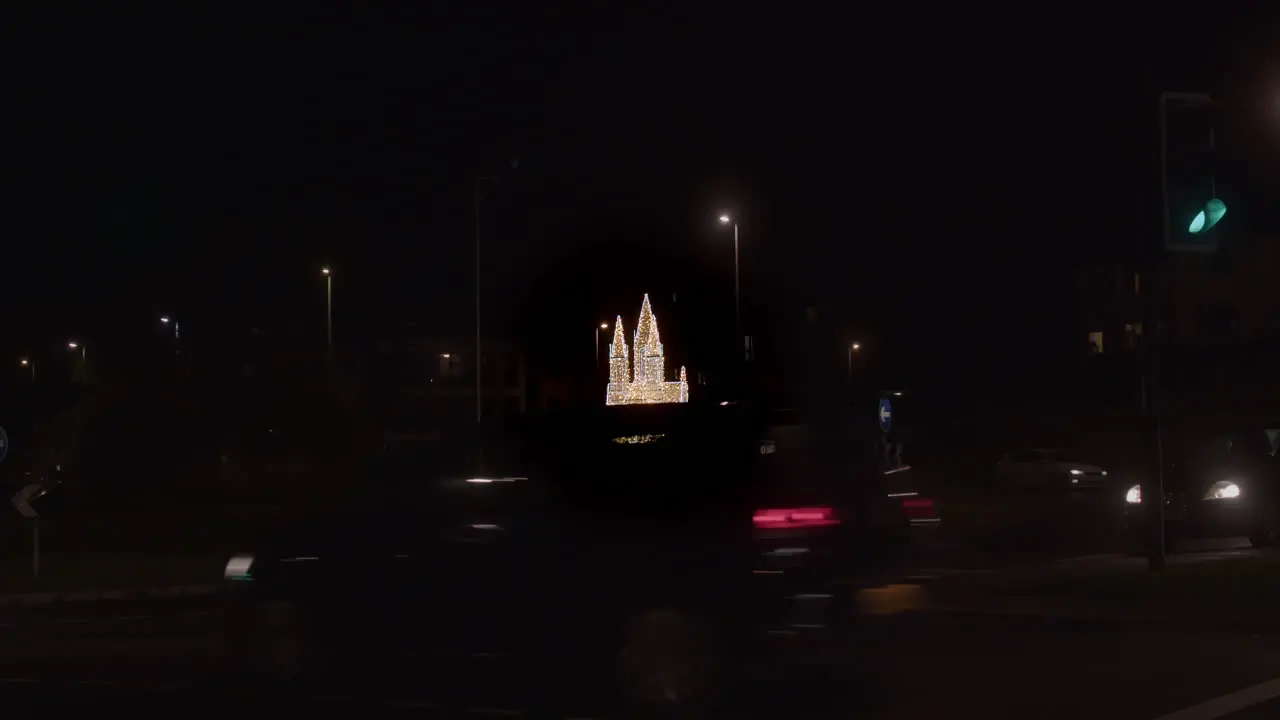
left=321, top=267, right=331, bottom=276
left=718, top=214, right=731, bottom=224
left=67, top=342, right=78, bottom=350
left=160, top=316, right=170, bottom=324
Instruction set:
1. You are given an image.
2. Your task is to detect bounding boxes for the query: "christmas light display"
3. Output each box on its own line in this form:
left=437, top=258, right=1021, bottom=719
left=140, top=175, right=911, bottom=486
left=605, top=294, right=690, bottom=406
left=613, top=433, right=666, bottom=445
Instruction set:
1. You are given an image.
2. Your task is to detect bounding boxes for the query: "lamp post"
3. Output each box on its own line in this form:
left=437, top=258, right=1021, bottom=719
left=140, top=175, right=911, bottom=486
left=595, top=322, right=609, bottom=371
left=19, top=358, right=33, bottom=384
left=717, top=214, right=741, bottom=345
left=320, top=267, right=333, bottom=353
left=474, top=177, right=499, bottom=426
left=159, top=315, right=180, bottom=340
left=847, top=342, right=861, bottom=378
left=67, top=341, right=85, bottom=383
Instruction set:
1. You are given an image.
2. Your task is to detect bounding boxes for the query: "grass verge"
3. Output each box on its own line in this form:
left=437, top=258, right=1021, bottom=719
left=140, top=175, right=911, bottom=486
left=0, top=505, right=329, bottom=595
left=936, top=554, right=1280, bottom=621
left=0, top=553, right=226, bottom=595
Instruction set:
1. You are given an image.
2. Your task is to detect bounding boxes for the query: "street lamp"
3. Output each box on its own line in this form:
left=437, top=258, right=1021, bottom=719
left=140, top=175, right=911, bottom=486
left=19, top=358, right=33, bottom=384
left=717, top=214, right=741, bottom=344
left=68, top=341, right=85, bottom=365
left=159, top=315, right=180, bottom=339
left=321, top=267, right=333, bottom=352
left=595, top=322, right=609, bottom=372
left=848, top=342, right=861, bottom=378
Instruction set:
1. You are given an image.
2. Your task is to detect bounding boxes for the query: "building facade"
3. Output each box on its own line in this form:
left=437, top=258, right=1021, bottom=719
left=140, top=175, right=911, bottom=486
left=1078, top=236, right=1280, bottom=355
left=374, top=326, right=527, bottom=431
left=1075, top=235, right=1280, bottom=431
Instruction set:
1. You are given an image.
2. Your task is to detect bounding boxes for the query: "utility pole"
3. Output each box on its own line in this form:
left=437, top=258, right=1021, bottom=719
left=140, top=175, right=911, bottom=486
left=474, top=177, right=497, bottom=427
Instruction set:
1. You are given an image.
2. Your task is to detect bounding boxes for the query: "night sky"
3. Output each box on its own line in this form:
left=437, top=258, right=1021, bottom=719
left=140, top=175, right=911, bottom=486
left=4, top=3, right=1278, bottom=386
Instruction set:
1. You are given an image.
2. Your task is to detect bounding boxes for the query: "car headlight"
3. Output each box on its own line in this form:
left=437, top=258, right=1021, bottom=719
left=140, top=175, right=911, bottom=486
left=1125, top=485, right=1141, bottom=504
left=224, top=553, right=255, bottom=580
left=1205, top=481, right=1241, bottom=500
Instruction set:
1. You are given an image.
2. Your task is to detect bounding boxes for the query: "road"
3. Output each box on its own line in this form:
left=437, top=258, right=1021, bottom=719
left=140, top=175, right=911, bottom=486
left=3, top=592, right=1280, bottom=718
left=855, top=617, right=1280, bottom=719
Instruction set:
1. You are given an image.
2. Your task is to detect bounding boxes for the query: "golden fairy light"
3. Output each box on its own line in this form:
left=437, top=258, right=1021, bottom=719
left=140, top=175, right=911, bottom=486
left=606, top=294, right=689, bottom=406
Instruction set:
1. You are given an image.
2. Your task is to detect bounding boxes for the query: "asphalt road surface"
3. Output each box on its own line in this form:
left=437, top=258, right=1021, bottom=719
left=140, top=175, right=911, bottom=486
left=860, top=616, right=1280, bottom=719
left=6, top=593, right=1280, bottom=718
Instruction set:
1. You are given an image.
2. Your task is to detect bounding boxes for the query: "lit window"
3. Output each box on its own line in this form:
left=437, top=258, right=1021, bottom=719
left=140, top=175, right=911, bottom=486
left=1088, top=331, right=1104, bottom=354
left=1125, top=323, right=1142, bottom=349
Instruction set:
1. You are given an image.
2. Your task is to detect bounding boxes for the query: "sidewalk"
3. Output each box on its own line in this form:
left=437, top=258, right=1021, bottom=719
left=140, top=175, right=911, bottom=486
left=0, top=552, right=225, bottom=605
left=921, top=549, right=1280, bottom=630
left=0, top=583, right=220, bottom=609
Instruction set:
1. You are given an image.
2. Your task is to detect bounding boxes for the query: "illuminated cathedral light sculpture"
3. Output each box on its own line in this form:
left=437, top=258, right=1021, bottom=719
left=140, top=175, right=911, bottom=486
left=605, top=294, right=690, bottom=406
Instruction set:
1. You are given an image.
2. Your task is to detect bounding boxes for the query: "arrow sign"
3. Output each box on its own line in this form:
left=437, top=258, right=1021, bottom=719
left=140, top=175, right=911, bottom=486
left=878, top=396, right=893, bottom=433
left=11, top=484, right=44, bottom=518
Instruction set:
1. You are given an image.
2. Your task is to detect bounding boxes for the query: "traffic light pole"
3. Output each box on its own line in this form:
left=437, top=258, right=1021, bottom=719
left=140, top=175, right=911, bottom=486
left=1140, top=93, right=1180, bottom=571
left=1139, top=262, right=1165, bottom=571
left=1144, top=92, right=1219, bottom=571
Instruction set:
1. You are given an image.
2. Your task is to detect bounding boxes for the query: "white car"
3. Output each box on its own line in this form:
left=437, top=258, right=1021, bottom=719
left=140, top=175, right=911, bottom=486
left=995, top=449, right=1108, bottom=490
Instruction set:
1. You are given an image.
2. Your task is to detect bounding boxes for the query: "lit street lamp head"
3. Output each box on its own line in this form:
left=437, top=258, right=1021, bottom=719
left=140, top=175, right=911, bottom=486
left=718, top=214, right=731, bottom=224
left=321, top=267, right=331, bottom=276
left=852, top=342, right=861, bottom=351
left=600, top=323, right=608, bottom=329
left=67, top=342, right=78, bottom=350
left=19, top=359, right=28, bottom=366
left=159, top=316, right=170, bottom=324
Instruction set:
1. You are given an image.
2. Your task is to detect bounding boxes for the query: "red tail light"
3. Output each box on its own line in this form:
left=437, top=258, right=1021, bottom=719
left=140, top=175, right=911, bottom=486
left=752, top=507, right=839, bottom=529
left=901, top=497, right=937, bottom=520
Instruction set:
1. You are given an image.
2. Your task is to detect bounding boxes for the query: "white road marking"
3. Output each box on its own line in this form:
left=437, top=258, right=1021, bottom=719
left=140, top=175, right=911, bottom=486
left=1154, top=677, right=1280, bottom=720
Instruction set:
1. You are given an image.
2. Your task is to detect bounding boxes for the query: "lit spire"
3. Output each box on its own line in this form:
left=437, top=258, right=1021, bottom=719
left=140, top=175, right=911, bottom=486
left=610, top=315, right=627, bottom=357
left=634, top=293, right=659, bottom=355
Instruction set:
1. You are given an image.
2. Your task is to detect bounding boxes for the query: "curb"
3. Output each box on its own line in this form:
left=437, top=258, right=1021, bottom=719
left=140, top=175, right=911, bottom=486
left=925, top=604, right=1280, bottom=633
left=0, top=583, right=220, bottom=607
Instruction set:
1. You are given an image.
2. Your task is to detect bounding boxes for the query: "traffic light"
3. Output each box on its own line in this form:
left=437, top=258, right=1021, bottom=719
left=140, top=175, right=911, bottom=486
left=1163, top=93, right=1226, bottom=253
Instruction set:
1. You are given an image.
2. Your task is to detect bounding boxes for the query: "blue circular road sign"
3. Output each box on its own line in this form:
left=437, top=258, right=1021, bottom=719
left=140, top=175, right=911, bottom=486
left=877, top=397, right=892, bottom=433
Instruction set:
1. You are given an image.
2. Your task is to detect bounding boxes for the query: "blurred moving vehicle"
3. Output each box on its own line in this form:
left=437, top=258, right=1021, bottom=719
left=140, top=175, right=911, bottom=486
left=223, top=401, right=936, bottom=714
left=994, top=448, right=1108, bottom=490
left=1124, top=427, right=1280, bottom=548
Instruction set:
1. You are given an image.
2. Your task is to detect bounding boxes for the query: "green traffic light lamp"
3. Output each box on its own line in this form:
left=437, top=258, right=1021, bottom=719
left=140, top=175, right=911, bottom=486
left=1189, top=198, right=1227, bottom=234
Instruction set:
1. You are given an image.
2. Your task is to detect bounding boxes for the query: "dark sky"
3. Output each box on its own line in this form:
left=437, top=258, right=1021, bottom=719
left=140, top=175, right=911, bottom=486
left=4, top=3, right=1278, bottom=379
